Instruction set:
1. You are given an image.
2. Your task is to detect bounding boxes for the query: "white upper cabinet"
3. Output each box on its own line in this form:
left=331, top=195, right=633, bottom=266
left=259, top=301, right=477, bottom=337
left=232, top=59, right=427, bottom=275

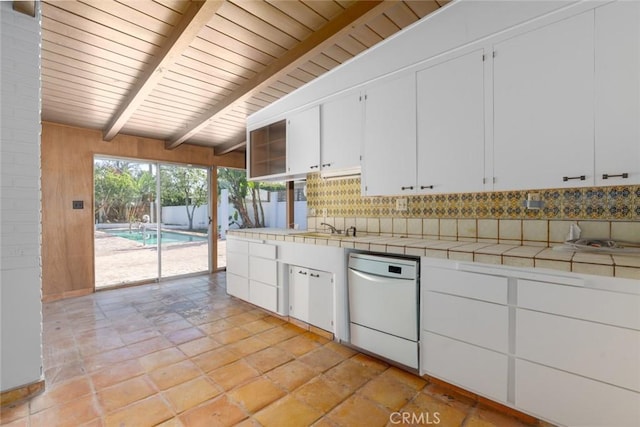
left=321, top=91, right=363, bottom=176
left=493, top=11, right=595, bottom=190
left=594, top=1, right=640, bottom=185
left=362, top=72, right=417, bottom=196
left=287, top=105, right=320, bottom=177
left=417, top=49, right=486, bottom=194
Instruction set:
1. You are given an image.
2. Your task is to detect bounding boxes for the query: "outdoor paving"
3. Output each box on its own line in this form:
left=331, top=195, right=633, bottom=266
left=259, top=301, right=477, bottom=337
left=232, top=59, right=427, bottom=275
left=95, top=230, right=226, bottom=288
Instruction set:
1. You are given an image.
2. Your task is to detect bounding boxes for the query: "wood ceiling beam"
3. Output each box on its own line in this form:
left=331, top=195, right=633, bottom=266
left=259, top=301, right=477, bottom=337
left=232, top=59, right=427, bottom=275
left=102, top=0, right=223, bottom=141
left=214, top=138, right=246, bottom=156
left=166, top=0, right=397, bottom=150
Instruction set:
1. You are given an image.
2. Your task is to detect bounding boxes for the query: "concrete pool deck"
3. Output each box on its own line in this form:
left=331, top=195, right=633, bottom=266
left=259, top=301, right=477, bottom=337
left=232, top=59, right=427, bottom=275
left=94, top=230, right=226, bottom=288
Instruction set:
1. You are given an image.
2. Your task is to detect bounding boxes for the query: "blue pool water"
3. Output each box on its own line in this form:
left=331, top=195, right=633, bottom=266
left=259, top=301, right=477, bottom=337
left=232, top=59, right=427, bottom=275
left=105, top=229, right=207, bottom=245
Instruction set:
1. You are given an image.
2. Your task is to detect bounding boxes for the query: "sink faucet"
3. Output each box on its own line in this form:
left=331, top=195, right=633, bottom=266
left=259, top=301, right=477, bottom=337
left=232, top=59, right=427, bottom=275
left=320, top=222, right=340, bottom=234
left=345, top=226, right=357, bottom=237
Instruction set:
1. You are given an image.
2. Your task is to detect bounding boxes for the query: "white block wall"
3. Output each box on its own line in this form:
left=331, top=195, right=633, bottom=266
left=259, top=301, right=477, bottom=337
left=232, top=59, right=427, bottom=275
left=0, top=2, right=43, bottom=392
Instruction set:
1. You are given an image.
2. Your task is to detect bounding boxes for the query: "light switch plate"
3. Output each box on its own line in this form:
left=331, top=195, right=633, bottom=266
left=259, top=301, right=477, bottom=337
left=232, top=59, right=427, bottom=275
left=395, top=198, right=408, bottom=212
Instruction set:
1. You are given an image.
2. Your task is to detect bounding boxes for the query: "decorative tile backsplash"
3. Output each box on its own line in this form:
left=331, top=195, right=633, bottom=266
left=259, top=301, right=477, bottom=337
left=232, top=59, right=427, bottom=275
left=305, top=174, right=640, bottom=245
left=306, top=173, right=639, bottom=221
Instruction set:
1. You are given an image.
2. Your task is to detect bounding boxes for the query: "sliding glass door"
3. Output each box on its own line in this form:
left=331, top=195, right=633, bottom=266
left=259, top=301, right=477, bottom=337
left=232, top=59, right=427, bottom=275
left=94, top=159, right=159, bottom=287
left=159, top=164, right=210, bottom=278
left=94, top=157, right=211, bottom=289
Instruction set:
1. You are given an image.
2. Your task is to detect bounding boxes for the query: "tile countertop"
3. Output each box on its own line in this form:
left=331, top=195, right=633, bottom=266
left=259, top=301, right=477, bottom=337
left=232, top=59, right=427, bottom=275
left=226, top=229, right=640, bottom=281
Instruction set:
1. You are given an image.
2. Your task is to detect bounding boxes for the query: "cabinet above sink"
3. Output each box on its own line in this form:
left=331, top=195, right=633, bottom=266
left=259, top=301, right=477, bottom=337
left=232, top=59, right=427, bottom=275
left=247, top=92, right=362, bottom=182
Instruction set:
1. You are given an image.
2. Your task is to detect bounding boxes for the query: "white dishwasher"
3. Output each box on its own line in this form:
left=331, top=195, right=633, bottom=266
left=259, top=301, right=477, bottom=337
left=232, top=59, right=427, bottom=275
left=348, top=253, right=419, bottom=369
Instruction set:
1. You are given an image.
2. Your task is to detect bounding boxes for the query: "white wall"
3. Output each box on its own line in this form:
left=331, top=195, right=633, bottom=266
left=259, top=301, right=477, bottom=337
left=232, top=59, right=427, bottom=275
left=161, top=205, right=209, bottom=229
left=0, top=2, right=43, bottom=391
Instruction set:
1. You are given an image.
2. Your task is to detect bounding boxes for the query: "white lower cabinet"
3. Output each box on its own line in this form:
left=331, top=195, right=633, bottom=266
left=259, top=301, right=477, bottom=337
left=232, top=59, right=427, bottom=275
left=247, top=242, right=281, bottom=313
left=423, top=292, right=508, bottom=353
left=226, top=239, right=249, bottom=300
left=226, top=273, right=249, bottom=301
left=421, top=259, right=640, bottom=427
left=515, top=359, right=640, bottom=427
left=515, top=277, right=640, bottom=426
left=226, top=238, right=286, bottom=315
left=421, top=264, right=510, bottom=403
left=249, top=279, right=278, bottom=313
left=289, top=266, right=333, bottom=332
left=422, top=332, right=508, bottom=403
left=516, top=308, right=640, bottom=392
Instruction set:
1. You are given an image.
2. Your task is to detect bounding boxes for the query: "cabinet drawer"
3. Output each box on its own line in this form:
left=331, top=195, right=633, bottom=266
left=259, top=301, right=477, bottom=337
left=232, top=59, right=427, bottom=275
left=226, top=253, right=248, bottom=278
left=516, top=309, right=640, bottom=392
left=518, top=279, right=640, bottom=330
left=249, top=257, right=278, bottom=286
left=515, top=359, right=640, bottom=427
left=249, top=280, right=277, bottom=312
left=423, top=291, right=508, bottom=353
left=227, top=273, right=249, bottom=300
left=227, top=238, right=249, bottom=254
left=249, top=242, right=277, bottom=259
left=423, top=267, right=508, bottom=304
left=422, top=332, right=508, bottom=403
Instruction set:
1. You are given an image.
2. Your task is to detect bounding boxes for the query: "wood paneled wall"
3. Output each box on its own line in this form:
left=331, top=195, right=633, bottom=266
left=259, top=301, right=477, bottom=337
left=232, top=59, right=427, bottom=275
left=41, top=122, right=244, bottom=301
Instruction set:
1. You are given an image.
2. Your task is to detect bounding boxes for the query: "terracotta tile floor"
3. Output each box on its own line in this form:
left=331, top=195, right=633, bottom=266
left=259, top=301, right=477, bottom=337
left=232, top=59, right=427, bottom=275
left=1, top=273, right=540, bottom=427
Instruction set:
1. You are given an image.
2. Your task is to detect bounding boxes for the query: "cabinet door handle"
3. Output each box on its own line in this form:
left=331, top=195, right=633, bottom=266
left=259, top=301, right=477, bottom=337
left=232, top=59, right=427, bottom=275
left=322, top=163, right=332, bottom=168
left=420, top=185, right=434, bottom=190
left=562, top=175, right=586, bottom=182
left=401, top=186, right=414, bottom=190
left=309, top=165, right=319, bottom=169
left=310, top=273, right=320, bottom=278
left=298, top=270, right=307, bottom=275
left=602, top=173, right=628, bottom=180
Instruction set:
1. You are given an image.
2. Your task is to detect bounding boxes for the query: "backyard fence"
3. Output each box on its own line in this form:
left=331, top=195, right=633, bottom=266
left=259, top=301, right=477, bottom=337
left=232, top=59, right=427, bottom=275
left=161, top=189, right=307, bottom=238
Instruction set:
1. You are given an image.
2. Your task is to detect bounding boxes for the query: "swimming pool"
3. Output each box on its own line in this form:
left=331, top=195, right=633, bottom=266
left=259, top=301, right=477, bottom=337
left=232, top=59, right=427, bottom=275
left=104, top=229, right=207, bottom=245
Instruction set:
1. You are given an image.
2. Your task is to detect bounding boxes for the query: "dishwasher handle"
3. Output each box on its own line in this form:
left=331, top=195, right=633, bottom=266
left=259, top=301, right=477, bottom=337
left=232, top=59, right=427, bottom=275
left=349, top=268, right=416, bottom=284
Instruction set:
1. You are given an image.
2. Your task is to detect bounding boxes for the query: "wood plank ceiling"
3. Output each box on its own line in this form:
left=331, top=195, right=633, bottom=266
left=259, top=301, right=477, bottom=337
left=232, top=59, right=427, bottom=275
left=41, top=0, right=449, bottom=154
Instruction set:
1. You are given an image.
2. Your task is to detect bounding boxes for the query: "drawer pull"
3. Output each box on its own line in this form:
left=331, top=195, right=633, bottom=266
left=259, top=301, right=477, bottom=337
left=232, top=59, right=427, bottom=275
left=310, top=273, right=320, bottom=278
left=298, top=270, right=307, bottom=275
left=420, top=185, right=434, bottom=190
left=602, top=173, right=628, bottom=180
left=401, top=186, right=414, bottom=190
left=563, top=175, right=586, bottom=182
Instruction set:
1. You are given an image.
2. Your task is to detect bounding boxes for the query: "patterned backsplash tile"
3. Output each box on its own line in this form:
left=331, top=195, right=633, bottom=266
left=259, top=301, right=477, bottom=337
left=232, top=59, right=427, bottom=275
left=305, top=173, right=639, bottom=221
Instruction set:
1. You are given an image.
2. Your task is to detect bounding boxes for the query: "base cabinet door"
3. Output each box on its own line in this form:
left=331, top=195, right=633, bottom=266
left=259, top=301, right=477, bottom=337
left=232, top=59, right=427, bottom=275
left=308, top=269, right=333, bottom=332
left=289, top=266, right=334, bottom=332
left=423, top=291, right=508, bottom=353
left=516, top=309, right=640, bottom=392
left=226, top=238, right=249, bottom=299
left=515, top=359, right=640, bottom=427
left=226, top=273, right=249, bottom=300
left=249, top=280, right=277, bottom=313
left=289, top=267, right=310, bottom=321
left=422, top=332, right=508, bottom=403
